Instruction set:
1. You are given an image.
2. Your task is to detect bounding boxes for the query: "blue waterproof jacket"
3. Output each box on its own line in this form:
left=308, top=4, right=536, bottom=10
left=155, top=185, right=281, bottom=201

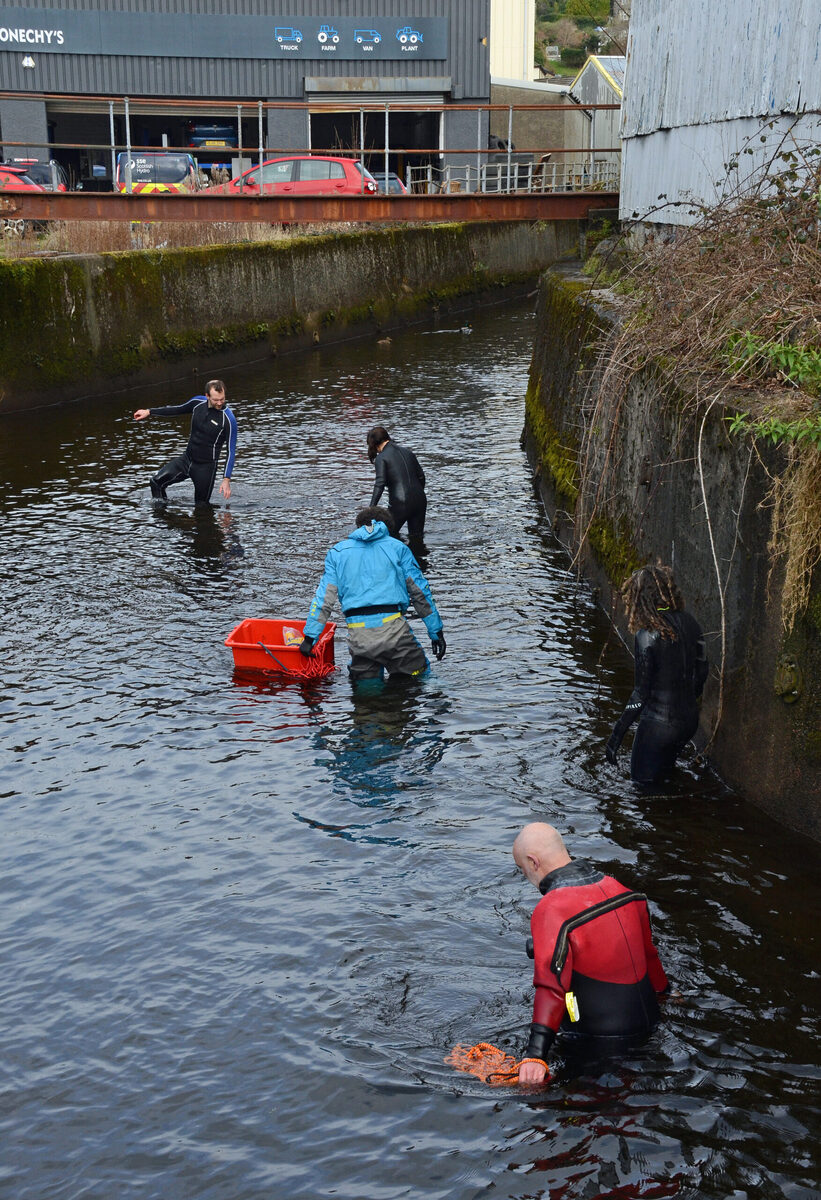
left=304, top=521, right=443, bottom=641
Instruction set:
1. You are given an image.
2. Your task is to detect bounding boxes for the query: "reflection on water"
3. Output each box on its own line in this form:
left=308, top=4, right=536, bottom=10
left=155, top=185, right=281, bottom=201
left=1, top=299, right=819, bottom=1200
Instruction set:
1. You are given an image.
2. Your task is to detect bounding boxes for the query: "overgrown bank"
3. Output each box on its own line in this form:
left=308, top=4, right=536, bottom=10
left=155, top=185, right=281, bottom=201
left=524, top=266, right=821, bottom=838
left=0, top=221, right=578, bottom=414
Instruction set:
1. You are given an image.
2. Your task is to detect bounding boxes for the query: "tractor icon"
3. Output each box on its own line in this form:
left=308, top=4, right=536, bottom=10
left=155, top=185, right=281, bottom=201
left=275, top=26, right=302, bottom=42
left=395, top=26, right=423, bottom=44
left=354, top=29, right=382, bottom=44
left=317, top=24, right=340, bottom=44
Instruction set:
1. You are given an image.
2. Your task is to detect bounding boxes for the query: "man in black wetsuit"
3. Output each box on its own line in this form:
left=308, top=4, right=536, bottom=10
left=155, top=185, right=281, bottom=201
left=133, top=379, right=237, bottom=505
left=512, top=822, right=669, bottom=1086
left=366, top=425, right=427, bottom=537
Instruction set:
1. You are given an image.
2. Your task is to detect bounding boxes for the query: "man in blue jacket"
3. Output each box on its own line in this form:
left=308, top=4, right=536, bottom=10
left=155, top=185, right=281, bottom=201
left=300, top=506, right=446, bottom=679
left=133, top=379, right=237, bottom=505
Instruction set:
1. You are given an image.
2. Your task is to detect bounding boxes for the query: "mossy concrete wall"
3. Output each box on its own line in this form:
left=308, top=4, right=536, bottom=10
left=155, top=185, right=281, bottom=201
left=524, top=267, right=821, bottom=839
left=0, top=221, right=578, bottom=414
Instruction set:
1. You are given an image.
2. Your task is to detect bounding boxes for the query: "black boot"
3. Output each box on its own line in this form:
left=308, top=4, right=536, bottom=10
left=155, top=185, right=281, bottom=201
left=150, top=477, right=167, bottom=501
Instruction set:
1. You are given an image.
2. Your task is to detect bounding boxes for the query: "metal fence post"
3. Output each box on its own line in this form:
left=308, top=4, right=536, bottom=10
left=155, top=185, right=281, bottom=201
left=476, top=108, right=481, bottom=194
left=258, top=100, right=263, bottom=180
left=360, top=108, right=365, bottom=193
left=506, top=104, right=513, bottom=192
left=124, top=96, right=132, bottom=193
left=108, top=100, right=116, bottom=185
left=236, top=102, right=243, bottom=188
left=384, top=103, right=389, bottom=185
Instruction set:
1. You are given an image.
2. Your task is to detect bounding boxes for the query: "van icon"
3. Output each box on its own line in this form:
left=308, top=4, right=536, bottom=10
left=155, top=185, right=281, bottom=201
left=275, top=26, right=303, bottom=43
left=317, top=25, right=339, bottom=44
left=354, top=29, right=382, bottom=44
left=396, top=26, right=422, bottom=44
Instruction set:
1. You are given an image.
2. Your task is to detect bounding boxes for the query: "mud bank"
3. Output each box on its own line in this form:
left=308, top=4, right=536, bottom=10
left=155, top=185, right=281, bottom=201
left=0, top=221, right=578, bottom=413
left=524, top=266, right=820, bottom=838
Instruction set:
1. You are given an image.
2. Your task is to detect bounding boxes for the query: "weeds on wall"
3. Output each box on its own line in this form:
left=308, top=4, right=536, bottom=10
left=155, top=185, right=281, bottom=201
left=580, top=131, right=821, bottom=639
left=0, top=218, right=351, bottom=258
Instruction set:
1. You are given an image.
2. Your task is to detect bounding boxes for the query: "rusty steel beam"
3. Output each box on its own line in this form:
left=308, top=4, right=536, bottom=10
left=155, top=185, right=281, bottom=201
left=0, top=190, right=619, bottom=224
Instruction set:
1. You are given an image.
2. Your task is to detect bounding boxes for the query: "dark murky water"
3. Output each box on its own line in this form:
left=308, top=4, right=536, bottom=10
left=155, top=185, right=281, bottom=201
left=2, top=299, right=820, bottom=1200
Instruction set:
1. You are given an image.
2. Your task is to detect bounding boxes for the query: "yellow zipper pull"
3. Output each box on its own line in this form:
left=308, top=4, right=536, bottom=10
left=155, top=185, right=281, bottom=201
left=565, top=991, right=580, bottom=1022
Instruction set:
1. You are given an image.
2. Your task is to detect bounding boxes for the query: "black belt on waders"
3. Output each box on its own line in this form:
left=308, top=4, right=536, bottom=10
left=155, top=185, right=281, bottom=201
left=343, top=604, right=403, bottom=618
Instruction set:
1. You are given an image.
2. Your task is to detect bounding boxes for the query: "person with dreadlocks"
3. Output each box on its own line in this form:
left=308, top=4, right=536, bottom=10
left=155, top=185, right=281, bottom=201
left=606, top=565, right=709, bottom=785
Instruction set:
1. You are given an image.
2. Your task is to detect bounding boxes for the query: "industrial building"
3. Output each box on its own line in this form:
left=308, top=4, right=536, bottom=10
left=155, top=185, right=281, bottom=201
left=620, top=0, right=821, bottom=226
left=0, top=0, right=509, bottom=187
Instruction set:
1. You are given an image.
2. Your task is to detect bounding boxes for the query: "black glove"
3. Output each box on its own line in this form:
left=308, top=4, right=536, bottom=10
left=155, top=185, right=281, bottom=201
left=298, top=636, right=315, bottom=658
left=430, top=632, right=447, bottom=660
left=605, top=730, right=621, bottom=765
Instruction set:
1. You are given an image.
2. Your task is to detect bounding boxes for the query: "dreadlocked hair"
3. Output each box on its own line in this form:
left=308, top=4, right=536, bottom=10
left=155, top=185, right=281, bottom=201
left=621, top=565, right=684, bottom=640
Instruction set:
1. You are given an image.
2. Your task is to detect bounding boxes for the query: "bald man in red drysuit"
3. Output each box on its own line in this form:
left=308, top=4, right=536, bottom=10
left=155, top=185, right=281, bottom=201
left=512, top=822, right=670, bottom=1085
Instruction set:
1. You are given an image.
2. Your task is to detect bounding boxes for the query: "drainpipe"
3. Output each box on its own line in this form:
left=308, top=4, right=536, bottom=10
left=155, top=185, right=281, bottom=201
left=384, top=103, right=389, bottom=184
left=258, top=100, right=263, bottom=180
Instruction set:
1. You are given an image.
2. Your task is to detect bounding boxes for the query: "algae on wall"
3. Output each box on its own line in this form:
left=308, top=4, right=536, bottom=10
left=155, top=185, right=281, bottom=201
left=0, top=220, right=578, bottom=413
left=523, top=267, right=821, bottom=839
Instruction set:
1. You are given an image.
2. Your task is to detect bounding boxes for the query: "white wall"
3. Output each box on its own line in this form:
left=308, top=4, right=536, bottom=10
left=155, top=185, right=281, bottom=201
left=620, top=0, right=821, bottom=224
left=490, top=0, right=536, bottom=82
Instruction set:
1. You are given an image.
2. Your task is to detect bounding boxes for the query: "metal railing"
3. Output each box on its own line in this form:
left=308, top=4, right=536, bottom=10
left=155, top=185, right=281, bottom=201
left=0, top=91, right=622, bottom=198
left=406, top=158, right=620, bottom=195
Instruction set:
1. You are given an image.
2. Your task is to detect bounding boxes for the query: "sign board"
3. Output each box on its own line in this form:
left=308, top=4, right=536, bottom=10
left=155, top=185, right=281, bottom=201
left=0, top=8, right=448, bottom=61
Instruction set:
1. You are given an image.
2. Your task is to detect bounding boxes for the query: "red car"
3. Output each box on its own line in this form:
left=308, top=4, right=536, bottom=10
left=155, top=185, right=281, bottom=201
left=223, top=155, right=377, bottom=195
left=0, top=164, right=47, bottom=192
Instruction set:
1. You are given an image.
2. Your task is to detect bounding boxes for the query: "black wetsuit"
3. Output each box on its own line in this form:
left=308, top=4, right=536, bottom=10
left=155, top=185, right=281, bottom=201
left=370, top=440, right=427, bottom=536
left=148, top=396, right=238, bottom=504
left=608, top=610, right=709, bottom=784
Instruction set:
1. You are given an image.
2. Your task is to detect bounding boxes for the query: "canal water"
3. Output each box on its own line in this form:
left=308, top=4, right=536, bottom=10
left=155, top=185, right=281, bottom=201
left=2, top=298, right=819, bottom=1200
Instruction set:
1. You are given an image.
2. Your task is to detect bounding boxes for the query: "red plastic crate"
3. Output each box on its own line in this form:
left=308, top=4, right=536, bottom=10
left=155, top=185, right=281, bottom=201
left=225, top=617, right=336, bottom=678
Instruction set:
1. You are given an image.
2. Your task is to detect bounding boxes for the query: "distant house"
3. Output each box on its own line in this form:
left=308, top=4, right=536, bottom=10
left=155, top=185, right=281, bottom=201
left=620, top=0, right=821, bottom=226
left=570, top=55, right=625, bottom=179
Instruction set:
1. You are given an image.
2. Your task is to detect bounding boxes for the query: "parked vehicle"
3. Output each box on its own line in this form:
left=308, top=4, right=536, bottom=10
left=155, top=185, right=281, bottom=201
left=5, top=158, right=68, bottom=191
left=395, top=26, right=423, bottom=44
left=370, top=171, right=409, bottom=195
left=317, top=25, right=339, bottom=43
left=0, top=164, right=47, bottom=192
left=354, top=28, right=381, bottom=44
left=274, top=26, right=302, bottom=42
left=115, top=151, right=200, bottom=193
left=223, top=155, right=378, bottom=196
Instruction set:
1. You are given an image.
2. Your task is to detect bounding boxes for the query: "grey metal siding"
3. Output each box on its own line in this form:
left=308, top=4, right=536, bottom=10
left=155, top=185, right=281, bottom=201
left=0, top=0, right=490, bottom=99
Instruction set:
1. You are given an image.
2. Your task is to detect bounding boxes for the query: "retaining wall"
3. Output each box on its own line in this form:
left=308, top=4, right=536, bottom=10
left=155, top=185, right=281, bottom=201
left=0, top=221, right=578, bottom=413
left=524, top=267, right=821, bottom=839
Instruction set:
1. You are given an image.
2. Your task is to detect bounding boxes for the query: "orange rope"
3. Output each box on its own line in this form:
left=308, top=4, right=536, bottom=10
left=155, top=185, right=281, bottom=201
left=445, top=1042, right=549, bottom=1086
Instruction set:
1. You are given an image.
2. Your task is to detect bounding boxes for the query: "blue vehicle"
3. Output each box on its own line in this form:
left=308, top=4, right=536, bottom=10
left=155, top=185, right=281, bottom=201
left=317, top=24, right=339, bottom=44
left=275, top=26, right=302, bottom=43
left=354, top=29, right=382, bottom=44
left=395, top=26, right=423, bottom=45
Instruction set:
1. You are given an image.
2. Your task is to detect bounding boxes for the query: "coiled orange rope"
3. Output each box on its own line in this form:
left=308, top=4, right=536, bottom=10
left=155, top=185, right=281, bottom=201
left=445, top=1042, right=549, bottom=1086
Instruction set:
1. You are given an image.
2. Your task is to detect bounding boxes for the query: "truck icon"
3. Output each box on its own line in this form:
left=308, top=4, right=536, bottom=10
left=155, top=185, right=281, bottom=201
left=275, top=26, right=303, bottom=43
left=317, top=24, right=340, bottom=44
left=354, top=28, right=382, bottom=44
left=395, top=26, right=422, bottom=44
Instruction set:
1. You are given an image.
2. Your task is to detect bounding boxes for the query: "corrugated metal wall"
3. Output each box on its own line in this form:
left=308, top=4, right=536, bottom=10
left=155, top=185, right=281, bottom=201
left=620, top=0, right=821, bottom=224
left=0, top=0, right=490, bottom=99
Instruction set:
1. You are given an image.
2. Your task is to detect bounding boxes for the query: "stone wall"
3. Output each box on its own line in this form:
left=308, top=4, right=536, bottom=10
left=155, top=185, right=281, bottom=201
left=524, top=267, right=821, bottom=839
left=0, top=220, right=578, bottom=413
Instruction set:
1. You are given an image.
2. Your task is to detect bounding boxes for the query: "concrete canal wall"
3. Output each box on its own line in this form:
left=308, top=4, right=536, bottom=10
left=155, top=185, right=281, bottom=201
left=0, top=221, right=578, bottom=414
left=524, top=267, right=821, bottom=839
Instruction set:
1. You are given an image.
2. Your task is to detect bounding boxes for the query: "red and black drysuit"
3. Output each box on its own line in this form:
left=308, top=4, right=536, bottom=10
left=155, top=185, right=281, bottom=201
left=524, top=859, right=669, bottom=1063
